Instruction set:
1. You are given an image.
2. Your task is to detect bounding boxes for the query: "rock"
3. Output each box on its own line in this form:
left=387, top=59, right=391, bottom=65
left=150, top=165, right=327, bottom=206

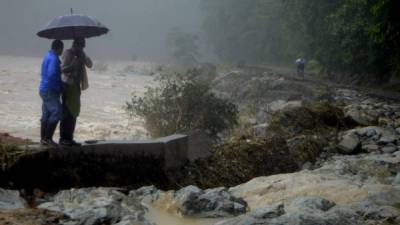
left=393, top=173, right=400, bottom=185
left=395, top=120, right=400, bottom=128
left=38, top=188, right=153, bottom=225
left=334, top=160, right=352, bottom=176
left=0, top=188, right=28, bottom=209
left=396, top=127, right=400, bottom=135
left=363, top=205, right=400, bottom=220
left=251, top=203, right=285, bottom=219
left=301, top=161, right=313, bottom=170
left=338, top=133, right=360, bottom=154
left=255, top=109, right=268, bottom=124
left=354, top=190, right=400, bottom=222
left=267, top=100, right=302, bottom=113
left=378, top=117, right=391, bottom=126
left=167, top=186, right=247, bottom=218
left=357, top=128, right=372, bottom=137
left=345, top=108, right=376, bottom=126
left=378, top=135, right=396, bottom=145
left=287, top=197, right=336, bottom=212
left=361, top=144, right=379, bottom=153
left=252, top=123, right=268, bottom=137
left=365, top=128, right=377, bottom=137
left=129, top=185, right=160, bottom=203
left=215, top=198, right=365, bottom=225
left=356, top=126, right=381, bottom=137
left=0, top=208, right=66, bottom=225
left=381, top=145, right=398, bottom=154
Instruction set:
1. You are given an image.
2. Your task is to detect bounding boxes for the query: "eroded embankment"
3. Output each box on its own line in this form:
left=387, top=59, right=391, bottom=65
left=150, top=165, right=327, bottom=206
left=169, top=102, right=351, bottom=188
left=0, top=102, right=351, bottom=192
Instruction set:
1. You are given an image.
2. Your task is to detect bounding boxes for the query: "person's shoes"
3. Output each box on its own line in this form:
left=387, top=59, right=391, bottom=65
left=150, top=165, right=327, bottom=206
left=40, top=122, right=47, bottom=141
left=40, top=139, right=48, bottom=146
left=59, top=139, right=82, bottom=147
left=41, top=139, right=58, bottom=147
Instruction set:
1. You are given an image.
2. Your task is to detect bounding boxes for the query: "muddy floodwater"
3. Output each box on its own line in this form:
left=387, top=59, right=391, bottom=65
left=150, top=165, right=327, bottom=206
left=147, top=206, right=224, bottom=225
left=0, top=55, right=156, bottom=142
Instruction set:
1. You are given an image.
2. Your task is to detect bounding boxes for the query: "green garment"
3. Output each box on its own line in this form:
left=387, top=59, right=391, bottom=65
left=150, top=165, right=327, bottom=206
left=61, top=48, right=92, bottom=118
left=63, top=75, right=81, bottom=118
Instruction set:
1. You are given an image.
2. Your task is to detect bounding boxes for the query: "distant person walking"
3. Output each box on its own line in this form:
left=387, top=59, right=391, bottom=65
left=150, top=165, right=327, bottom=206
left=295, top=58, right=306, bottom=78
left=59, top=38, right=92, bottom=146
left=39, top=40, right=64, bottom=146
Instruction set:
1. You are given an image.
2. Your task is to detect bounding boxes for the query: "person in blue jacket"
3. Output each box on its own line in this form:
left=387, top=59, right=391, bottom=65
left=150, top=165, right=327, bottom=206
left=39, top=40, right=64, bottom=146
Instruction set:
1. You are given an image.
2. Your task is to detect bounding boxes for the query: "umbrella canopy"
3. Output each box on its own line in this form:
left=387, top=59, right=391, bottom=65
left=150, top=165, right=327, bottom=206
left=37, top=14, right=109, bottom=40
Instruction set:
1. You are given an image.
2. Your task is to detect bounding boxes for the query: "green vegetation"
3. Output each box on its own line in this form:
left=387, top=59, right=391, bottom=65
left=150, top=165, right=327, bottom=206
left=126, top=69, right=238, bottom=139
left=268, top=102, right=347, bottom=137
left=170, top=135, right=321, bottom=188
left=0, top=141, right=25, bottom=171
left=200, top=0, right=400, bottom=80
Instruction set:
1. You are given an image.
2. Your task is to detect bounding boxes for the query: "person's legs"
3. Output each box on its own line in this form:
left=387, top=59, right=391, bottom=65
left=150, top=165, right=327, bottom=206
left=60, top=104, right=80, bottom=146
left=40, top=91, right=62, bottom=145
left=39, top=92, right=50, bottom=144
left=299, top=64, right=305, bottom=78
left=60, top=106, right=75, bottom=141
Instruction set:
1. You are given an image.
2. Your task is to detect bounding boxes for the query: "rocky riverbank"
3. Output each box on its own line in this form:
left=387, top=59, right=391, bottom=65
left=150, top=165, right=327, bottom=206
left=1, top=68, right=400, bottom=225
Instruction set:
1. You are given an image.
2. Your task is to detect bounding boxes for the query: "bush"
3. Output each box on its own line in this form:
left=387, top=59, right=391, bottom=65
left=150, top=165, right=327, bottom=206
left=126, top=69, right=238, bottom=139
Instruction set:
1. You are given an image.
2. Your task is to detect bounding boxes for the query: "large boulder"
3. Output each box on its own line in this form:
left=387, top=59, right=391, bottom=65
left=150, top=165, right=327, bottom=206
left=353, top=190, right=400, bottom=222
left=215, top=197, right=366, bottom=225
left=338, top=132, right=360, bottom=154
left=38, top=188, right=153, bottom=225
left=0, top=188, right=27, bottom=209
left=345, top=108, right=377, bottom=126
left=151, top=186, right=247, bottom=218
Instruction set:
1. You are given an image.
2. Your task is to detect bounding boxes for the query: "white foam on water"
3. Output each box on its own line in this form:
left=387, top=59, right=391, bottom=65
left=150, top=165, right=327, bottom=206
left=0, top=55, right=156, bottom=141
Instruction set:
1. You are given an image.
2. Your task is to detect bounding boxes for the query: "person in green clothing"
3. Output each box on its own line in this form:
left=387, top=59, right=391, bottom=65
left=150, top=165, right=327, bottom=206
left=60, top=38, right=92, bottom=146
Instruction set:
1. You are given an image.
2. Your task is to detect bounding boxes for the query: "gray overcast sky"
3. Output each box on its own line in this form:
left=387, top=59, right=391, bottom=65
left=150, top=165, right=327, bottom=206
left=0, top=0, right=202, bottom=60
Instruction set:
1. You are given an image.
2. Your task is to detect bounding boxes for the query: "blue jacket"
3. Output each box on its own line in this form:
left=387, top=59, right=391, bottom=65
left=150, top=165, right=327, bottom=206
left=39, top=50, right=62, bottom=94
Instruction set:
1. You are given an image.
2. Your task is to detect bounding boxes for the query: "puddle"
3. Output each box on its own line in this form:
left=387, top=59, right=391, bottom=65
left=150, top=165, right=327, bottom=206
left=145, top=204, right=225, bottom=225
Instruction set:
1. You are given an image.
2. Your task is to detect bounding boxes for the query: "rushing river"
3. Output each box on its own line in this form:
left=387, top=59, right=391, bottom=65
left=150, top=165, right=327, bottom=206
left=0, top=55, right=156, bottom=142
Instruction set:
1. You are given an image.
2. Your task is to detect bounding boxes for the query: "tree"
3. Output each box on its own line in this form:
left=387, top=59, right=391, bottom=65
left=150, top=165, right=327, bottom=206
left=200, top=0, right=400, bottom=80
left=126, top=69, right=238, bottom=139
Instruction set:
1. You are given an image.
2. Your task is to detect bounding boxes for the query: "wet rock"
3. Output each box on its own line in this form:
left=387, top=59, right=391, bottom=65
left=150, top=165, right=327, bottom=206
left=287, top=196, right=336, bottom=212
left=334, top=160, right=352, bottom=176
left=345, top=108, right=376, bottom=126
left=357, top=127, right=374, bottom=137
left=251, top=203, right=285, bottom=219
left=173, top=186, right=247, bottom=218
left=362, top=205, right=400, bottom=220
left=129, top=185, right=160, bottom=203
left=338, top=133, right=360, bottom=154
left=0, top=208, right=66, bottom=225
left=215, top=198, right=365, bottom=225
left=267, top=100, right=302, bottom=113
left=381, top=145, right=398, bottom=154
left=356, top=126, right=381, bottom=137
left=255, top=109, right=268, bottom=124
left=393, top=173, right=400, bottom=185
left=0, top=188, right=27, bottom=209
left=38, top=188, right=153, bottom=225
left=361, top=144, right=379, bottom=153
left=252, top=123, right=268, bottom=137
left=378, top=135, right=396, bottom=145
left=354, top=190, right=400, bottom=222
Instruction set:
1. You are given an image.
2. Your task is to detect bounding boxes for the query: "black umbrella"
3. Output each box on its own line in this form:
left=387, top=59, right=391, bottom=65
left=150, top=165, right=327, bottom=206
left=37, top=10, right=109, bottom=40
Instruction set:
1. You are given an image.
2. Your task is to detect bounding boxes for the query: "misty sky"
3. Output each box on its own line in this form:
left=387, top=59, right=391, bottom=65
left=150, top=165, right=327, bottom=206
left=0, top=0, right=202, bottom=61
